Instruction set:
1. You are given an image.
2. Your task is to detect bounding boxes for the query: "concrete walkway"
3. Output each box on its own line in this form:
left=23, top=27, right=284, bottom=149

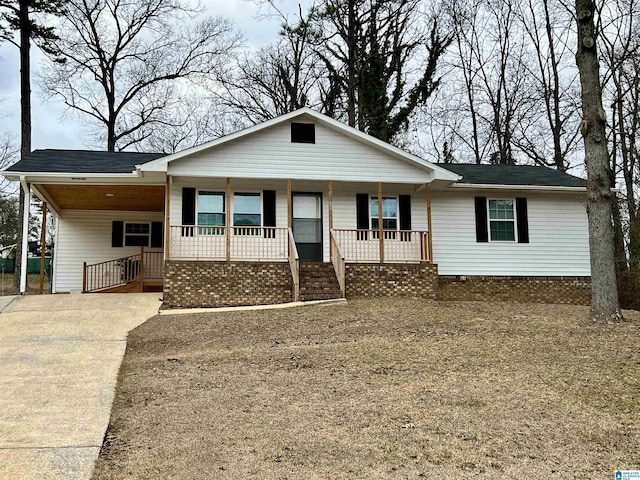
left=0, top=293, right=161, bottom=480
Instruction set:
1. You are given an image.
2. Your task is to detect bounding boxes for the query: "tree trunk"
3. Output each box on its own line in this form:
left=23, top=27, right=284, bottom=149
left=346, top=0, right=357, bottom=128
left=575, top=0, right=622, bottom=322
left=14, top=0, right=31, bottom=291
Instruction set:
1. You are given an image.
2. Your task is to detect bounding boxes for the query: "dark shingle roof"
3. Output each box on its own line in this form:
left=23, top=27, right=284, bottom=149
left=5, top=149, right=166, bottom=174
left=436, top=163, right=585, bottom=188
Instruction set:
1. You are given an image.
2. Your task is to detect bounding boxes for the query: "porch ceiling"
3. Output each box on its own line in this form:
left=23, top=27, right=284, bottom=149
left=40, top=184, right=165, bottom=212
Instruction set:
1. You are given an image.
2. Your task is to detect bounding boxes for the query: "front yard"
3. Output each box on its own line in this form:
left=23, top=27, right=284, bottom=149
left=0, top=273, right=49, bottom=296
left=93, top=299, right=640, bottom=479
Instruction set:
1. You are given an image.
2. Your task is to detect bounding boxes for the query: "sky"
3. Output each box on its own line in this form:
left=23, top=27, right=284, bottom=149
left=0, top=0, right=313, bottom=152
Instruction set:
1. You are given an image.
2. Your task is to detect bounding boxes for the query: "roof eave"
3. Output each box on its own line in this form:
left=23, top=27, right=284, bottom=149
left=449, top=183, right=588, bottom=192
left=1, top=170, right=142, bottom=182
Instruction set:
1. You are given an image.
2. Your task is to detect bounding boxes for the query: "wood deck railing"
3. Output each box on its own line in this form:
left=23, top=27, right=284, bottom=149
left=83, top=248, right=164, bottom=293
left=170, top=226, right=289, bottom=261
left=288, top=228, right=300, bottom=301
left=331, top=229, right=430, bottom=263
left=330, top=230, right=346, bottom=296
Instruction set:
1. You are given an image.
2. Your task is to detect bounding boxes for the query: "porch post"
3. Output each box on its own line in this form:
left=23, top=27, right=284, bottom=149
left=39, top=202, right=47, bottom=294
left=19, top=180, right=30, bottom=295
left=328, top=180, right=333, bottom=257
left=139, top=246, right=145, bottom=292
left=287, top=179, right=292, bottom=228
left=426, top=183, right=433, bottom=262
left=377, top=182, right=384, bottom=264
left=226, top=178, right=231, bottom=262
left=164, top=175, right=170, bottom=261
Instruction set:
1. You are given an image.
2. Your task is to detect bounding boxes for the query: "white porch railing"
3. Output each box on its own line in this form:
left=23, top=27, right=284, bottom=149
left=170, top=226, right=289, bottom=261
left=332, top=229, right=430, bottom=263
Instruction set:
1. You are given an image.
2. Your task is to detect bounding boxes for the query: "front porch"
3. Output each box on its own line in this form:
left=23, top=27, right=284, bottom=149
left=155, top=177, right=437, bottom=306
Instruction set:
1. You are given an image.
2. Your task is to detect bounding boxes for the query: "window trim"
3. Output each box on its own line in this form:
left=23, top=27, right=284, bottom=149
left=196, top=190, right=226, bottom=227
left=487, top=198, right=517, bottom=242
left=369, top=195, right=399, bottom=231
left=123, top=221, right=151, bottom=247
left=232, top=191, right=263, bottom=228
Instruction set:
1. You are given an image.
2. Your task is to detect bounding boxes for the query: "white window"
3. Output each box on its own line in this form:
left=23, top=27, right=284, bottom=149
left=198, top=191, right=225, bottom=227
left=370, top=196, right=398, bottom=230
left=233, top=193, right=261, bottom=226
left=124, top=222, right=150, bottom=247
left=488, top=199, right=516, bottom=241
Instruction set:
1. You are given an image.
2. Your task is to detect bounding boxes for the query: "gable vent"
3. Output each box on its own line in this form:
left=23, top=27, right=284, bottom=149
left=291, top=123, right=315, bottom=144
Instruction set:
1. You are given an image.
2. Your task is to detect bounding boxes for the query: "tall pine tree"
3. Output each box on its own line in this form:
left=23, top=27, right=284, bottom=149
left=0, top=0, right=66, bottom=290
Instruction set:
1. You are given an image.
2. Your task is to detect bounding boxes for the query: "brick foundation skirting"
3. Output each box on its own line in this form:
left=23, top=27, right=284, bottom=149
left=163, top=261, right=293, bottom=308
left=345, top=263, right=438, bottom=299
left=437, top=275, right=591, bottom=305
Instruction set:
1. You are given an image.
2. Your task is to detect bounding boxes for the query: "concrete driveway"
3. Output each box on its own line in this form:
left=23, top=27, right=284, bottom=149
left=0, top=293, right=161, bottom=480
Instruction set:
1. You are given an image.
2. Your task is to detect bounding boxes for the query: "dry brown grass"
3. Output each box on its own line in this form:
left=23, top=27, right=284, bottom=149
left=0, top=273, right=49, bottom=295
left=93, top=299, right=640, bottom=479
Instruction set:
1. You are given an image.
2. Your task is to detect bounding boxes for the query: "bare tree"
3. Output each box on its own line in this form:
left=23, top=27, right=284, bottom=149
left=0, top=132, right=18, bottom=196
left=597, top=0, right=640, bottom=307
left=219, top=38, right=320, bottom=124
left=575, top=0, right=622, bottom=322
left=516, top=0, right=581, bottom=171
left=135, top=98, right=231, bottom=153
left=310, top=0, right=452, bottom=143
left=40, top=0, right=241, bottom=152
left=440, top=0, right=537, bottom=165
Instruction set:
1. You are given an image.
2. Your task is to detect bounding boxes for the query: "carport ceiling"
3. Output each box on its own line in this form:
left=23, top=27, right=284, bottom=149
left=40, top=184, right=165, bottom=212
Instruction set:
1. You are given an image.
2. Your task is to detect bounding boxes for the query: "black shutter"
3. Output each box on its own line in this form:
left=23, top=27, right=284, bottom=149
left=182, top=187, right=196, bottom=225
left=112, top=221, right=124, bottom=248
left=474, top=197, right=488, bottom=243
left=263, top=190, right=276, bottom=238
left=356, top=194, right=369, bottom=229
left=516, top=197, right=529, bottom=243
left=399, top=195, right=411, bottom=230
left=150, top=221, right=164, bottom=248
left=356, top=193, right=369, bottom=240
left=263, top=190, right=276, bottom=226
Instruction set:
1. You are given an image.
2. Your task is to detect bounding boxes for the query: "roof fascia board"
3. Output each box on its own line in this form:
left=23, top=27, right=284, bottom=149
left=163, top=172, right=433, bottom=184
left=2, top=171, right=140, bottom=180
left=449, top=183, right=587, bottom=192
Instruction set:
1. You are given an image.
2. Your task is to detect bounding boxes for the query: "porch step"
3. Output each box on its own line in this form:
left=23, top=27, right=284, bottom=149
left=299, top=262, right=343, bottom=302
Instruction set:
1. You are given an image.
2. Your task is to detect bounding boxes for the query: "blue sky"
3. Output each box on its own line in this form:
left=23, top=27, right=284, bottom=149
left=0, top=0, right=312, bottom=151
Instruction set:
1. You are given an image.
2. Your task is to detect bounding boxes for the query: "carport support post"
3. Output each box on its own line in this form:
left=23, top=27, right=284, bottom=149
left=164, top=175, right=170, bottom=261
left=39, top=202, right=47, bottom=294
left=328, top=181, right=333, bottom=257
left=377, top=182, right=384, bottom=264
left=226, top=178, right=231, bottom=262
left=426, top=183, right=433, bottom=262
left=19, top=179, right=30, bottom=295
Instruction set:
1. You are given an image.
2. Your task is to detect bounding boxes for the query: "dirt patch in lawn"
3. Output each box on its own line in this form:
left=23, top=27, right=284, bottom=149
left=93, top=299, right=640, bottom=479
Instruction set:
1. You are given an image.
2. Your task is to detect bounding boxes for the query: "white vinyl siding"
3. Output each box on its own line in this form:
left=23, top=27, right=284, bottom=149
left=167, top=118, right=433, bottom=183
left=431, top=190, right=590, bottom=276
left=54, top=210, right=164, bottom=293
